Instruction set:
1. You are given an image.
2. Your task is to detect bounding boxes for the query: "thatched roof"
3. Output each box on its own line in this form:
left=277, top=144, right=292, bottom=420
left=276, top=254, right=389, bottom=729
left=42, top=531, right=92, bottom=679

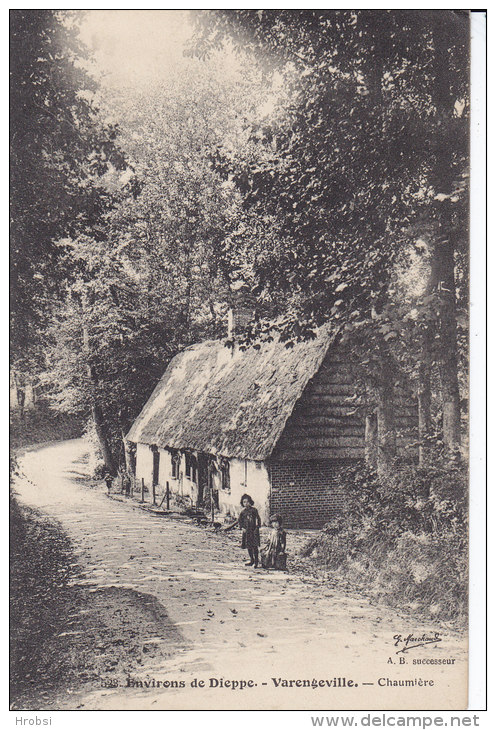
left=127, top=328, right=334, bottom=461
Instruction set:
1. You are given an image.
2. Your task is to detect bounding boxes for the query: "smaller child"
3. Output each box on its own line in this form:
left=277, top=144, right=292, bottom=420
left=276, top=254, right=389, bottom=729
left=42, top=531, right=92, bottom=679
left=104, top=471, right=113, bottom=495
left=261, top=514, right=287, bottom=570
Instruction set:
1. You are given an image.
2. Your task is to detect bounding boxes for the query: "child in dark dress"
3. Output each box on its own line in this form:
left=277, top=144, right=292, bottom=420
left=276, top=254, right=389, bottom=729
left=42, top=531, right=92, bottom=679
left=104, top=471, right=113, bottom=495
left=224, top=494, right=261, bottom=567
left=261, top=514, right=287, bottom=570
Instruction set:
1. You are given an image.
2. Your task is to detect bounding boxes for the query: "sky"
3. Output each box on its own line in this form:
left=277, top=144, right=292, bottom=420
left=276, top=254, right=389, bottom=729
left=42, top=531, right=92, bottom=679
left=79, top=10, right=194, bottom=89
left=78, top=10, right=281, bottom=129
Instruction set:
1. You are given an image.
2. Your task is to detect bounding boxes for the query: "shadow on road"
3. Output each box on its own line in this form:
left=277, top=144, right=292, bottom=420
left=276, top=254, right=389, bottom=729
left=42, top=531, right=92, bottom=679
left=10, top=493, right=187, bottom=710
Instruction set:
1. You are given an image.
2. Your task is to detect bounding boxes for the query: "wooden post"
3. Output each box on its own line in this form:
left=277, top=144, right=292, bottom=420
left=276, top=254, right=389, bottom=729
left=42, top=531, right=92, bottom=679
left=208, top=459, right=215, bottom=523
left=210, top=479, right=215, bottom=524
left=120, top=472, right=124, bottom=494
left=141, top=477, right=145, bottom=503
left=166, top=481, right=170, bottom=511
left=152, top=481, right=156, bottom=506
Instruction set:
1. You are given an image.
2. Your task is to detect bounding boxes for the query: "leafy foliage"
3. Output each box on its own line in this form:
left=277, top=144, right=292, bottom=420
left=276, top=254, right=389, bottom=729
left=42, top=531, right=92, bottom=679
left=190, top=9, right=469, bottom=456
left=10, top=10, right=125, bottom=367
left=191, top=10, right=468, bottom=326
left=13, top=10, right=469, bottom=466
left=302, top=458, right=468, bottom=621
left=40, top=58, right=261, bottom=465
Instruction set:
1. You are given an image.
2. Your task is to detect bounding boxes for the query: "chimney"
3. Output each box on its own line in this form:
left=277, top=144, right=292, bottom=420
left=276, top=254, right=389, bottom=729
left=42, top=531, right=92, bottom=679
left=227, top=306, right=253, bottom=339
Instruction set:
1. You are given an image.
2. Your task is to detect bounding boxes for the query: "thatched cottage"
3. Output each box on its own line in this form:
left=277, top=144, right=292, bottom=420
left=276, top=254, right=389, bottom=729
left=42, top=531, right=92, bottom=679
left=126, top=326, right=417, bottom=528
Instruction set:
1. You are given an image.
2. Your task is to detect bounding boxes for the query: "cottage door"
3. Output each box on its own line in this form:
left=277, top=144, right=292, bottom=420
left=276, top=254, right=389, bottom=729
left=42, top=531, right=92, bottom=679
left=197, top=454, right=208, bottom=506
left=209, top=462, right=220, bottom=511
left=152, top=448, right=160, bottom=487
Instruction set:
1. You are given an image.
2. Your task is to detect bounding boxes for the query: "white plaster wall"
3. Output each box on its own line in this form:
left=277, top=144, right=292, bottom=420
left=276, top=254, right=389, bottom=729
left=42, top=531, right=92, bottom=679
left=156, top=449, right=190, bottom=500
left=157, top=448, right=171, bottom=490
left=135, top=443, right=153, bottom=487
left=137, top=446, right=270, bottom=518
left=218, top=458, right=270, bottom=524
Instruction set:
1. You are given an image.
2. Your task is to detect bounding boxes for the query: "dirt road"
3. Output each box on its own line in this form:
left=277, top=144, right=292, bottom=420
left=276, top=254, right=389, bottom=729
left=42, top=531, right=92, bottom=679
left=12, top=439, right=467, bottom=710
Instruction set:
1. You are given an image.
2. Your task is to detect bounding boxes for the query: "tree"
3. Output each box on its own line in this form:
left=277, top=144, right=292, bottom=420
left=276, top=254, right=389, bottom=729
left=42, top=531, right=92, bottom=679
left=41, top=231, right=187, bottom=474
left=10, top=10, right=125, bottom=369
left=190, top=9, right=469, bottom=458
left=41, top=57, right=259, bottom=470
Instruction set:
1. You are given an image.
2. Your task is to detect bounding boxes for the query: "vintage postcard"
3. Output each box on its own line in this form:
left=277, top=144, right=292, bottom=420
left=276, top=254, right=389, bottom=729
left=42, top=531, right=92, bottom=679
left=10, top=9, right=483, bottom=713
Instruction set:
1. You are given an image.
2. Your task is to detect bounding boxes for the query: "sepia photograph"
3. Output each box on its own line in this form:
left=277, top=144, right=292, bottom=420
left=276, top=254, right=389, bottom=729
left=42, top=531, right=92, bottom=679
left=10, top=8, right=481, bottom=713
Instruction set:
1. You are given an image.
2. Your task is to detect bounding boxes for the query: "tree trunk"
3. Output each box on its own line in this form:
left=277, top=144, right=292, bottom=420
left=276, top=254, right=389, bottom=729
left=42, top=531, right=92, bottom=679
left=92, top=401, right=116, bottom=474
left=121, top=430, right=132, bottom=474
left=17, top=388, right=26, bottom=421
left=12, top=370, right=26, bottom=420
left=418, top=329, right=433, bottom=466
left=82, top=322, right=116, bottom=475
left=31, top=378, right=38, bottom=406
left=365, top=411, right=378, bottom=469
left=437, top=317, right=461, bottom=453
left=431, top=236, right=461, bottom=454
left=376, top=361, right=397, bottom=476
left=428, top=15, right=464, bottom=456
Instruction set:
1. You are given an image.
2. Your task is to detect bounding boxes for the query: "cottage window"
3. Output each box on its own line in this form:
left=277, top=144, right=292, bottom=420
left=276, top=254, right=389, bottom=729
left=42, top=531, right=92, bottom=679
left=185, top=452, right=198, bottom=483
left=220, top=458, right=230, bottom=492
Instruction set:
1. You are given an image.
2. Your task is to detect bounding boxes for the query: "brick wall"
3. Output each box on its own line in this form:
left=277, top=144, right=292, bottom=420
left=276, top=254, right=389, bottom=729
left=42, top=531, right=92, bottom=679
left=269, top=460, right=354, bottom=529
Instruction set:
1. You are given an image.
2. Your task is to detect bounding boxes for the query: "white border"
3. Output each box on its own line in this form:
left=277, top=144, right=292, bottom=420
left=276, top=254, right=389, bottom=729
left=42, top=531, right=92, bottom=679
left=5, top=4, right=488, bottom=728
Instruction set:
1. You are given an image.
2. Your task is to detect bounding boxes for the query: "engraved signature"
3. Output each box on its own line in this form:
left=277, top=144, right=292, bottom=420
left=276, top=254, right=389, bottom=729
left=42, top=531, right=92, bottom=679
left=393, top=632, right=442, bottom=654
